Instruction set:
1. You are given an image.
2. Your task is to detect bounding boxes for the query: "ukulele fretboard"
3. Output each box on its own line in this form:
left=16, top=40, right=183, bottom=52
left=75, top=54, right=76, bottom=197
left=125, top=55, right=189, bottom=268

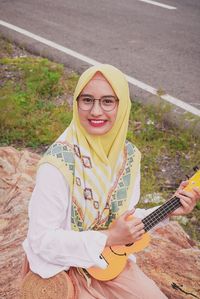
left=142, top=196, right=181, bottom=232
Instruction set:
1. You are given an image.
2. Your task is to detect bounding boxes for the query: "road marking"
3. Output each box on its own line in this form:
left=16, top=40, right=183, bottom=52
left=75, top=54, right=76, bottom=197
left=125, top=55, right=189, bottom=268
left=126, top=75, right=200, bottom=117
left=0, top=20, right=100, bottom=67
left=0, top=20, right=200, bottom=117
left=136, top=0, right=177, bottom=10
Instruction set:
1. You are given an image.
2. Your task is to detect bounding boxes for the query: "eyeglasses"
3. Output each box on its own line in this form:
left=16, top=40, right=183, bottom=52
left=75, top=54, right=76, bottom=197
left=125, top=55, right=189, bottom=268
left=77, top=95, right=119, bottom=112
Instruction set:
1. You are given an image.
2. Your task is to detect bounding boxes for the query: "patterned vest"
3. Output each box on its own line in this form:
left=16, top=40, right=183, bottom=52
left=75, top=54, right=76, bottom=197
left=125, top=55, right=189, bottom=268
left=40, top=140, right=140, bottom=231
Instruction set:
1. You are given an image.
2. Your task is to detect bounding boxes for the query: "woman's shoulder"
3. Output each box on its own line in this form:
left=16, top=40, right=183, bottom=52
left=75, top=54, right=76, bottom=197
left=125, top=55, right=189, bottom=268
left=45, top=141, right=74, bottom=161
left=125, top=140, right=140, bottom=156
left=37, top=141, right=75, bottom=185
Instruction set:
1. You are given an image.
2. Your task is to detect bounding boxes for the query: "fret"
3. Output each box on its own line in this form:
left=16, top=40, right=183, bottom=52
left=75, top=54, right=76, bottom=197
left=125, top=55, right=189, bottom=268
left=142, top=196, right=181, bottom=232
left=143, top=199, right=181, bottom=227
left=143, top=202, right=181, bottom=231
left=143, top=196, right=180, bottom=222
left=143, top=201, right=181, bottom=232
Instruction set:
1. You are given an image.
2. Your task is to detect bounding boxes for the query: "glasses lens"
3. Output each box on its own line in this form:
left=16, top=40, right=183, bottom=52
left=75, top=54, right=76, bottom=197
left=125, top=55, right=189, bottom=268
left=78, top=96, right=93, bottom=110
left=101, top=96, right=117, bottom=111
left=77, top=96, right=118, bottom=111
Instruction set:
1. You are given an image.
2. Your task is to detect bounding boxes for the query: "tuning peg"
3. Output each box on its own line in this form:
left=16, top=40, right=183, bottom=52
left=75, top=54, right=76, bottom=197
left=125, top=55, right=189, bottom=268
left=193, top=166, right=199, bottom=172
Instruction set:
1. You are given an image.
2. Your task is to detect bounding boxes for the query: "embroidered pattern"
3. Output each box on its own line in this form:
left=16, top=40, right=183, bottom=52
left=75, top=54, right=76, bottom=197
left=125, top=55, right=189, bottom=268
left=76, top=177, right=81, bottom=186
left=43, top=140, right=139, bottom=232
left=102, top=141, right=137, bottom=228
left=93, top=201, right=99, bottom=209
left=71, top=197, right=84, bottom=231
left=84, top=188, right=93, bottom=200
left=82, top=156, right=92, bottom=168
left=74, top=145, right=81, bottom=158
left=45, top=142, right=75, bottom=174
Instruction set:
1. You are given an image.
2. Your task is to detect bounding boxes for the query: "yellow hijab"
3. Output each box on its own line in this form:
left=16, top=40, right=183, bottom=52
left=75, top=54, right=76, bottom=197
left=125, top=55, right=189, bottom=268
left=39, top=64, right=141, bottom=231
left=72, top=64, right=131, bottom=171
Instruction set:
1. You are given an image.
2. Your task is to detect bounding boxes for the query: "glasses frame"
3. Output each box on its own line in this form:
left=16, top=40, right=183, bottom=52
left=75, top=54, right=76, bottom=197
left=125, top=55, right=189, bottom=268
left=77, top=95, right=119, bottom=112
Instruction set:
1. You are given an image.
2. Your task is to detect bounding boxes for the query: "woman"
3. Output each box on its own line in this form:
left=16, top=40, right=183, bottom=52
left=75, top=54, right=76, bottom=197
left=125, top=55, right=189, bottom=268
left=21, top=64, right=200, bottom=299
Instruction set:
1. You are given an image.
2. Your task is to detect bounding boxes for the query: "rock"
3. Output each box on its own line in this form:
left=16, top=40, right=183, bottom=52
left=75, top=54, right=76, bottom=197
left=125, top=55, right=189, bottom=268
left=0, top=147, right=40, bottom=299
left=142, top=192, right=165, bottom=204
left=0, top=146, right=200, bottom=299
left=136, top=222, right=200, bottom=299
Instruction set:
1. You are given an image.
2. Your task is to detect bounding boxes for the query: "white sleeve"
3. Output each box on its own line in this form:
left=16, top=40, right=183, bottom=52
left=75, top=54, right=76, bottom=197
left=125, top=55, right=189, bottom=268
left=25, top=164, right=107, bottom=277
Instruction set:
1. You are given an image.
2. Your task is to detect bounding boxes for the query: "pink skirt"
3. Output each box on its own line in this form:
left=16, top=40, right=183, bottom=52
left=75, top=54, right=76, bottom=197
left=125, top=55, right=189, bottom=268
left=68, top=261, right=168, bottom=299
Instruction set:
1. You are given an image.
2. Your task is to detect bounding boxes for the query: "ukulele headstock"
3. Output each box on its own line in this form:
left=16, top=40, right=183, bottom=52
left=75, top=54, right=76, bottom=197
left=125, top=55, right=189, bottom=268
left=184, top=166, right=200, bottom=192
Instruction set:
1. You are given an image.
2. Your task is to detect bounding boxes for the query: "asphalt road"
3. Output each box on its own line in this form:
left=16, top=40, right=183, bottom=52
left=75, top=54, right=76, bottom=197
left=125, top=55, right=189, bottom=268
left=0, top=0, right=200, bottom=115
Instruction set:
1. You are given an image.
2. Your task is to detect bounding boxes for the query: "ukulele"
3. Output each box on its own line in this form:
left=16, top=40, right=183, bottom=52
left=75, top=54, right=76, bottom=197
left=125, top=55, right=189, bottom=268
left=86, top=168, right=200, bottom=281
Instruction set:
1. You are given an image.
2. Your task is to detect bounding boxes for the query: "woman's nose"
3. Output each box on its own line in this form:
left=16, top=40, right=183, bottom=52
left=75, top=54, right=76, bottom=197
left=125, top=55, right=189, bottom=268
left=90, top=100, right=103, bottom=116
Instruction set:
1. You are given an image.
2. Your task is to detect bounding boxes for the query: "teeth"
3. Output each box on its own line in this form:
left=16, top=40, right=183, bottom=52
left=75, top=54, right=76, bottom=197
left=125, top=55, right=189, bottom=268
left=90, top=120, right=105, bottom=124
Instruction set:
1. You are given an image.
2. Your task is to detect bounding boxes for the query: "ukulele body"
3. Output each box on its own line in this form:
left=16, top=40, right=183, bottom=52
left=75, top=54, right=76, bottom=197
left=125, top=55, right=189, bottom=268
left=87, top=229, right=151, bottom=281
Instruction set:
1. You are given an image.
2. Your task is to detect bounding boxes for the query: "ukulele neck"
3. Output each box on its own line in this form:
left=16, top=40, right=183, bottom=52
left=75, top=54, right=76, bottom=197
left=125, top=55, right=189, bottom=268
left=142, top=196, right=181, bottom=232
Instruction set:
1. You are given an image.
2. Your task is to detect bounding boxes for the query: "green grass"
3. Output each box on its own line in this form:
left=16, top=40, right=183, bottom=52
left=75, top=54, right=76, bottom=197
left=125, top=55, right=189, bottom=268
left=0, top=55, right=78, bottom=147
left=128, top=103, right=200, bottom=197
left=1, top=37, right=200, bottom=244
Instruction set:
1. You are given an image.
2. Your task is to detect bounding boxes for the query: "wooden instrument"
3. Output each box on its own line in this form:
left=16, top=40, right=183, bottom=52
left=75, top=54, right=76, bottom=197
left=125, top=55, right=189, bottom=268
left=86, top=168, right=200, bottom=281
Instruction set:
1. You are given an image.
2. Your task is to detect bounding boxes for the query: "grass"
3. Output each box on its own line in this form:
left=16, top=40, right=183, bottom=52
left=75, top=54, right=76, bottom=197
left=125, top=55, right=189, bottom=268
left=128, top=103, right=200, bottom=196
left=1, top=37, right=200, bottom=244
left=0, top=54, right=78, bottom=148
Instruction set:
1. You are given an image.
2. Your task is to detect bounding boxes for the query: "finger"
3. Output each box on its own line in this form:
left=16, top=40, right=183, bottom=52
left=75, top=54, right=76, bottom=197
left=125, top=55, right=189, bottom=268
left=134, top=229, right=145, bottom=240
left=175, top=181, right=188, bottom=194
left=130, top=224, right=145, bottom=235
left=133, top=221, right=144, bottom=230
left=131, top=218, right=143, bottom=227
left=179, top=196, right=193, bottom=211
left=178, top=189, right=199, bottom=205
left=177, top=189, right=194, bottom=198
left=181, top=180, right=189, bottom=186
left=178, top=180, right=189, bottom=190
left=138, top=229, right=145, bottom=235
left=192, top=187, right=200, bottom=197
left=123, top=208, right=135, bottom=221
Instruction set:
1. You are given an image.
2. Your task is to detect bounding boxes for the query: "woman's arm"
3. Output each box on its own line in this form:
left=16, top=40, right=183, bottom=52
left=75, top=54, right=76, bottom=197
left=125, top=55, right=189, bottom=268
left=24, top=164, right=108, bottom=277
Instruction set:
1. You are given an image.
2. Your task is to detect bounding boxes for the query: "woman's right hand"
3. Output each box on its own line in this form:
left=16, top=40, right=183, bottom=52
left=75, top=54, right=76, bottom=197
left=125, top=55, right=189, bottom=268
left=101, top=209, right=145, bottom=247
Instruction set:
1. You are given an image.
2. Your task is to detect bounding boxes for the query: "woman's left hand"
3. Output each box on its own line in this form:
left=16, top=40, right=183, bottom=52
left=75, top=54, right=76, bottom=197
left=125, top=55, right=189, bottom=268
left=170, top=181, right=200, bottom=216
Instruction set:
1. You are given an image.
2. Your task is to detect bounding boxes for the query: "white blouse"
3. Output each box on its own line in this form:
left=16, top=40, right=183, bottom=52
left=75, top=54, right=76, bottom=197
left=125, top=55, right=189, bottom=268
left=23, top=163, right=162, bottom=278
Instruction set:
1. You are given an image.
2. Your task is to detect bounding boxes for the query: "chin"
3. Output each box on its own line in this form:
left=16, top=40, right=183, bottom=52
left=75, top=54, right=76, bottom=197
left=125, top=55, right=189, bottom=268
left=86, top=126, right=111, bottom=136
left=88, top=129, right=108, bottom=136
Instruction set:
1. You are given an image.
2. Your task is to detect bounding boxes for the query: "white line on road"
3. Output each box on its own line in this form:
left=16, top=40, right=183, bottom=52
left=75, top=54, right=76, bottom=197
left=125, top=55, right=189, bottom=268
left=1, top=20, right=199, bottom=117
left=136, top=0, right=177, bottom=10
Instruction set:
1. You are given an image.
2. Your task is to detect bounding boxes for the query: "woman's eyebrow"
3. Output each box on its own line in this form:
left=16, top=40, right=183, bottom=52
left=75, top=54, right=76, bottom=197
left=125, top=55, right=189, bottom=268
left=79, top=93, right=93, bottom=97
left=80, top=94, right=115, bottom=97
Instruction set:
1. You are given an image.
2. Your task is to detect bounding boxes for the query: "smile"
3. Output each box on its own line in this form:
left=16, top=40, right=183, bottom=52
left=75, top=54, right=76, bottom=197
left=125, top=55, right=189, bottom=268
left=89, top=120, right=107, bottom=127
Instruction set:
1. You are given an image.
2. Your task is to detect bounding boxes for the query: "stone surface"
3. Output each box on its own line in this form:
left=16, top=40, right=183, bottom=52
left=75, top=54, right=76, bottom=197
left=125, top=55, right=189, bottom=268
left=0, top=147, right=200, bottom=299
left=0, top=147, right=40, bottom=299
left=136, top=222, right=200, bottom=299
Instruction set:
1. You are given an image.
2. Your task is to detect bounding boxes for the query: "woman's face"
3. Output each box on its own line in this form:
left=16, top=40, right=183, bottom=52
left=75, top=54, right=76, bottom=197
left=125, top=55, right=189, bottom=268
left=77, top=73, right=118, bottom=135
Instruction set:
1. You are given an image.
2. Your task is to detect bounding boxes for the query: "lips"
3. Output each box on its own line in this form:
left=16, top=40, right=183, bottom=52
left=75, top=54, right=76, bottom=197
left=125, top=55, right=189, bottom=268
left=88, top=119, right=107, bottom=127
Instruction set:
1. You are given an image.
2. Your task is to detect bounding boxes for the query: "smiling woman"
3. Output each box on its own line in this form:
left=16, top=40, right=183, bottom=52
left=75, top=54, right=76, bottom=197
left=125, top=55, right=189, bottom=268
left=21, top=64, right=200, bottom=299
left=77, top=72, right=119, bottom=135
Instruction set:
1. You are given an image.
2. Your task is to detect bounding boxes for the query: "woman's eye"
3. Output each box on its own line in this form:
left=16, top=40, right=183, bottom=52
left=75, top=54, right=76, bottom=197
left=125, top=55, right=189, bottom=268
left=102, top=98, right=114, bottom=105
left=83, top=97, right=93, bottom=103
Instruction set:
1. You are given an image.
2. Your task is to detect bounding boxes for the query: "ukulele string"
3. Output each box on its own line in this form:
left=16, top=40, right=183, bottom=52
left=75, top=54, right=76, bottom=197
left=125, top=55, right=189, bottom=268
left=142, top=198, right=181, bottom=232
left=143, top=200, right=180, bottom=231
left=143, top=202, right=180, bottom=231
left=143, top=197, right=179, bottom=224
